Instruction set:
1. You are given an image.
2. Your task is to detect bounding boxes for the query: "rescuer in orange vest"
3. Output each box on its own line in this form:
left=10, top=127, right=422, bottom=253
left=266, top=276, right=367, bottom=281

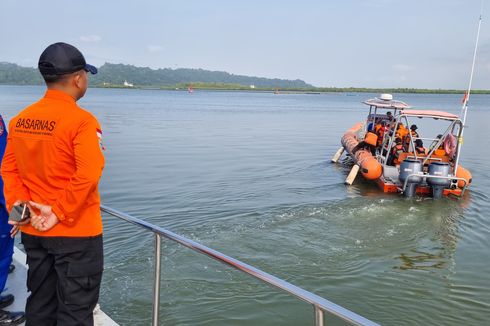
left=3, top=42, right=104, bottom=326
left=396, top=123, right=408, bottom=140
left=430, top=134, right=447, bottom=156
left=375, top=121, right=388, bottom=146
left=388, top=138, right=405, bottom=165
left=409, top=125, right=419, bottom=138
left=405, top=124, right=419, bottom=150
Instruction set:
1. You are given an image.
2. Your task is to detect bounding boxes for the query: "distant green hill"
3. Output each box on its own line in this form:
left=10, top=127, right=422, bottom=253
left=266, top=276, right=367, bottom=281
left=0, top=62, right=312, bottom=88
left=0, top=62, right=44, bottom=85
left=1, top=62, right=489, bottom=94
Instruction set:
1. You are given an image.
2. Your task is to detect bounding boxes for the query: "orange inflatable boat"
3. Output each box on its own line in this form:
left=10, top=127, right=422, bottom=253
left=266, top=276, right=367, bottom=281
left=332, top=95, right=472, bottom=198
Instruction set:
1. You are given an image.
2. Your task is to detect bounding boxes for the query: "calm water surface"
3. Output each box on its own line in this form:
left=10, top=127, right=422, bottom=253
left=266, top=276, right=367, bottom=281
left=1, top=86, right=489, bottom=325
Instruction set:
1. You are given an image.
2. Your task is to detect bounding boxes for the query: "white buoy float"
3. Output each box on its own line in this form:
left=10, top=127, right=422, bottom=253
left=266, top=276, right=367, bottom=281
left=345, top=164, right=360, bottom=185
left=331, top=147, right=344, bottom=163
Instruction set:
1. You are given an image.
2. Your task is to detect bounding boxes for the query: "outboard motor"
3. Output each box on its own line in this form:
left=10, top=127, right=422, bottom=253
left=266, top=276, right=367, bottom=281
left=399, top=159, right=423, bottom=198
left=427, top=162, right=451, bottom=199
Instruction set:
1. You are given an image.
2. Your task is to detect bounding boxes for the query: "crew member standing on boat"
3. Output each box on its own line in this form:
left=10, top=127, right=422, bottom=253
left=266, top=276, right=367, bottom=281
left=405, top=124, right=419, bottom=150
left=374, top=121, right=388, bottom=146
left=386, top=111, right=394, bottom=121
left=409, top=125, right=419, bottom=138
left=2, top=42, right=104, bottom=326
left=388, top=138, right=404, bottom=166
left=396, top=123, right=408, bottom=140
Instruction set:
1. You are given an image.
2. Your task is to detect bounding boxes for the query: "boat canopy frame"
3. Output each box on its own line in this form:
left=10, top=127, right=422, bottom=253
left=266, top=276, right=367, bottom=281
left=377, top=111, right=464, bottom=176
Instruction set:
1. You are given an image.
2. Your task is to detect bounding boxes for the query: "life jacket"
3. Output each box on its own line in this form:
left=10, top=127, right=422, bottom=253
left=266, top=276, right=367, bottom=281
left=377, top=126, right=388, bottom=146
left=392, top=144, right=404, bottom=164
left=364, top=132, right=378, bottom=147
left=434, top=146, right=446, bottom=156
left=396, top=125, right=408, bottom=140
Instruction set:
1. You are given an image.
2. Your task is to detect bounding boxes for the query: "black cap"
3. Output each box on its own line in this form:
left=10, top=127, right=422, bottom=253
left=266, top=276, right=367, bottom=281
left=410, top=124, right=418, bottom=130
left=38, top=42, right=97, bottom=77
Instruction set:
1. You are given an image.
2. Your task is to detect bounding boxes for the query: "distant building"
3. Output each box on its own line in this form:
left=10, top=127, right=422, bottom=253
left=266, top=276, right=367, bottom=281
left=250, top=84, right=255, bottom=89
left=123, top=80, right=134, bottom=87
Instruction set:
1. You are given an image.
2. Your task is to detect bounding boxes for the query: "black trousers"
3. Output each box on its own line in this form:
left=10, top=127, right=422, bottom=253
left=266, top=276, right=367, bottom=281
left=21, top=233, right=103, bottom=326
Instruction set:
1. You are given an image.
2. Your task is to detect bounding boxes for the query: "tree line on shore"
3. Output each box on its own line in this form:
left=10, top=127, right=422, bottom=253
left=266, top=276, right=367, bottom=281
left=1, top=62, right=488, bottom=94
left=0, top=62, right=311, bottom=89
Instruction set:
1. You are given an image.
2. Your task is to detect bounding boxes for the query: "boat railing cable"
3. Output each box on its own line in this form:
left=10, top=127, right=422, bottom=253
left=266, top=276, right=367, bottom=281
left=100, top=204, right=379, bottom=326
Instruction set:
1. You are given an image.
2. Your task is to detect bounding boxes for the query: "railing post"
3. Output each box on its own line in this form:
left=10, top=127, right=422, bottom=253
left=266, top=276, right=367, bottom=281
left=314, top=305, right=324, bottom=326
left=100, top=205, right=379, bottom=326
left=152, top=233, right=162, bottom=326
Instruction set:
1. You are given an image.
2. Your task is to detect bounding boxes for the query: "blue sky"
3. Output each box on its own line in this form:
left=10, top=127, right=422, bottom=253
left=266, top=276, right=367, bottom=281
left=1, top=0, right=489, bottom=88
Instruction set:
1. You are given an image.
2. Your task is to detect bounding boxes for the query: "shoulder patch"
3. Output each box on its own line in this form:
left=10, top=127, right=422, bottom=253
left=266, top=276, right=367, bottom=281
left=96, top=128, right=105, bottom=151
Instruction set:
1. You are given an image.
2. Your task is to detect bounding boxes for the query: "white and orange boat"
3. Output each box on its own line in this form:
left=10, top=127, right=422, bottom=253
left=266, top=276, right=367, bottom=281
left=332, top=94, right=472, bottom=198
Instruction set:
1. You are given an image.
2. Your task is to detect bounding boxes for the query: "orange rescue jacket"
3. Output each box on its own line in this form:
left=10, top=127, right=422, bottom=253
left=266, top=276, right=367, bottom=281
left=392, top=144, right=404, bottom=164
left=1, top=89, right=105, bottom=237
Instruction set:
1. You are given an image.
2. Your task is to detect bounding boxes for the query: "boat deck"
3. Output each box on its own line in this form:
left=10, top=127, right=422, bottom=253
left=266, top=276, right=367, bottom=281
left=8, top=246, right=118, bottom=326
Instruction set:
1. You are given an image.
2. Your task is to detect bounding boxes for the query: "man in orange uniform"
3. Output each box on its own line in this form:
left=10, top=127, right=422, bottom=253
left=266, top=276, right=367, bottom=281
left=395, top=123, right=408, bottom=140
left=404, top=124, right=419, bottom=150
left=374, top=121, right=388, bottom=146
left=2, top=43, right=104, bottom=326
left=388, top=138, right=404, bottom=166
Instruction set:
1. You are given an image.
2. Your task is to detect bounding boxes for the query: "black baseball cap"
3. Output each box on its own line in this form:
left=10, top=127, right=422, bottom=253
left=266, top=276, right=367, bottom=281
left=38, top=42, right=97, bottom=77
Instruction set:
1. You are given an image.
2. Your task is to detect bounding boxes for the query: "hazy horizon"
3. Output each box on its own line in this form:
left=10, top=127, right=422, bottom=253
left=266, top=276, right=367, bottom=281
left=1, top=0, right=489, bottom=89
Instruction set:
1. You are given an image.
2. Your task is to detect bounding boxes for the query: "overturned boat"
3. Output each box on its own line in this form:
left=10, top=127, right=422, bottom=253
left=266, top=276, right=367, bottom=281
left=332, top=94, right=472, bottom=198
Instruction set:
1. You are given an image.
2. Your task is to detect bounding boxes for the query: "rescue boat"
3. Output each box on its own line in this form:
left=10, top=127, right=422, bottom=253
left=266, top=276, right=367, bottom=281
left=332, top=94, right=472, bottom=198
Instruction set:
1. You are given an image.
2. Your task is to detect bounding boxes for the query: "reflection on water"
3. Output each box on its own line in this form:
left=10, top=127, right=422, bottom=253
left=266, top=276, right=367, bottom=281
left=395, top=197, right=467, bottom=271
left=397, top=250, right=446, bottom=270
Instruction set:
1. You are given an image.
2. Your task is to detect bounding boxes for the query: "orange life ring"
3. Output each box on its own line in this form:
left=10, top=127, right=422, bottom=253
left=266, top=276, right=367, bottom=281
left=444, top=134, right=457, bottom=157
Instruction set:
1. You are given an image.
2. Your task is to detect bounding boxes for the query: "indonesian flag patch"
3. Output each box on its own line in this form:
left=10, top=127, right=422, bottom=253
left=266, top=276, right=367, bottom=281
left=96, top=128, right=105, bottom=151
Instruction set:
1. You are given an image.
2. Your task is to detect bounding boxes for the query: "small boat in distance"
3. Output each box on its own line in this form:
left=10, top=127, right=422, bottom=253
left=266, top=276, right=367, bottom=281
left=332, top=94, right=472, bottom=198
left=123, top=80, right=134, bottom=87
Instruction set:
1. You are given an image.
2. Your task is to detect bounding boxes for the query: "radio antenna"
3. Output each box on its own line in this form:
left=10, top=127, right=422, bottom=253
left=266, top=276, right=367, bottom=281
left=455, top=1, right=484, bottom=174
left=460, top=1, right=484, bottom=121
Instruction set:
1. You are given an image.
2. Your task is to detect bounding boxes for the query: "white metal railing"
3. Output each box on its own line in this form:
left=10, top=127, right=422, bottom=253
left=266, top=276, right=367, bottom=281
left=101, top=205, right=379, bottom=326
